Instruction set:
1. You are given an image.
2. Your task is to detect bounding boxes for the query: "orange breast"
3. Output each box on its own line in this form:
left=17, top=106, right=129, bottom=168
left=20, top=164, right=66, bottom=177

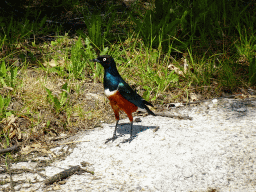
left=108, top=91, right=138, bottom=122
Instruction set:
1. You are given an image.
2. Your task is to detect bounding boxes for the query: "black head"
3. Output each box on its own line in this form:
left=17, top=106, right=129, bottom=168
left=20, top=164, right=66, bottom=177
left=92, top=55, right=115, bottom=69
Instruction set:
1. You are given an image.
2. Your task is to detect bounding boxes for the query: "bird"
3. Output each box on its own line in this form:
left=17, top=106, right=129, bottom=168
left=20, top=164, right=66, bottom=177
left=92, top=55, right=156, bottom=143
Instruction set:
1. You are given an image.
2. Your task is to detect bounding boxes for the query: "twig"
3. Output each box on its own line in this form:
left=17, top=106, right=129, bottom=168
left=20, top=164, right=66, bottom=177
left=155, top=112, right=192, bottom=120
left=58, top=140, right=90, bottom=145
left=153, top=126, right=160, bottom=132
left=0, top=145, right=20, bottom=154
left=44, top=166, right=81, bottom=185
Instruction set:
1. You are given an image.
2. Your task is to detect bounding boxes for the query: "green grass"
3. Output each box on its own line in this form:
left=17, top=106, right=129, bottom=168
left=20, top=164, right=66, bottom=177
left=0, top=94, right=11, bottom=119
left=46, top=82, right=69, bottom=114
left=0, top=0, right=255, bottom=147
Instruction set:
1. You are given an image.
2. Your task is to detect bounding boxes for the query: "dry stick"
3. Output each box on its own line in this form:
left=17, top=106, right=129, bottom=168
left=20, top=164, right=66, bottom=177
left=44, top=165, right=81, bottom=185
left=59, top=140, right=90, bottom=145
left=0, top=145, right=20, bottom=154
left=154, top=112, right=193, bottom=120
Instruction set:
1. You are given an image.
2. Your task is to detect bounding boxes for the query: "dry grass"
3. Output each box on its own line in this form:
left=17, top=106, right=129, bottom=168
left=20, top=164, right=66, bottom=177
left=0, top=66, right=120, bottom=151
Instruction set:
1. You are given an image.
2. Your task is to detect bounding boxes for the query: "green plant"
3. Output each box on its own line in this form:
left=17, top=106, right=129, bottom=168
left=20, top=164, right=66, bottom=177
left=69, top=36, right=109, bottom=80
left=0, top=34, right=7, bottom=50
left=85, top=14, right=103, bottom=49
left=249, top=57, right=256, bottom=85
left=46, top=120, right=50, bottom=128
left=144, top=69, right=179, bottom=101
left=0, top=61, right=18, bottom=88
left=69, top=37, right=87, bottom=79
left=72, top=37, right=109, bottom=82
left=235, top=25, right=256, bottom=85
left=0, top=95, right=11, bottom=119
left=46, top=82, right=69, bottom=114
left=84, top=38, right=99, bottom=78
left=0, top=15, right=47, bottom=48
left=80, top=8, right=115, bottom=51
left=130, top=0, right=180, bottom=50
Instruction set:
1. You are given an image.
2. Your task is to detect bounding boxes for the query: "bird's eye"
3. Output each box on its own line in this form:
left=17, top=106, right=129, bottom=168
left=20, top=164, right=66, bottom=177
left=103, top=58, right=106, bottom=61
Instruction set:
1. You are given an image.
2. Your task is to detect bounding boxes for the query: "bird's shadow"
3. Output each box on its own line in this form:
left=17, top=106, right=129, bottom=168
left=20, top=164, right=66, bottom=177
left=117, top=123, right=157, bottom=136
left=105, top=123, right=158, bottom=144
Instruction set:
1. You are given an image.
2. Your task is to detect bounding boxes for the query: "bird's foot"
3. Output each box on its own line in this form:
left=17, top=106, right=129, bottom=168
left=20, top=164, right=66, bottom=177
left=105, top=135, right=118, bottom=144
left=121, top=136, right=134, bottom=143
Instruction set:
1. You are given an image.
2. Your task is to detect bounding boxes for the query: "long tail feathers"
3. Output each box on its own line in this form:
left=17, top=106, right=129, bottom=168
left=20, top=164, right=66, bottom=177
left=144, top=105, right=156, bottom=116
left=143, top=100, right=154, bottom=107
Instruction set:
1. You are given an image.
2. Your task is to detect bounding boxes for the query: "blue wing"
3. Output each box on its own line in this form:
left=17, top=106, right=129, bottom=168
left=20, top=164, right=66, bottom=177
left=117, top=78, right=155, bottom=115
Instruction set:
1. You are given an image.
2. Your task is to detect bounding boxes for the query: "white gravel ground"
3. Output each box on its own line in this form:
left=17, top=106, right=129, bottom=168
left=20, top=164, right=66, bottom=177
left=42, top=98, right=256, bottom=192
left=1, top=97, right=256, bottom=192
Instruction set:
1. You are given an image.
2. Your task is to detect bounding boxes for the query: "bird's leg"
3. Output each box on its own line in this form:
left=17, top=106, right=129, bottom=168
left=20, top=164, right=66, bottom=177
left=121, top=121, right=134, bottom=143
left=105, top=120, right=119, bottom=144
left=130, top=121, right=133, bottom=138
left=113, top=120, right=119, bottom=137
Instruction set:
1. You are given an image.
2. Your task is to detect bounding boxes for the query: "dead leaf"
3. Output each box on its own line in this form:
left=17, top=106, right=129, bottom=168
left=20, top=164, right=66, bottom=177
left=168, top=63, right=185, bottom=77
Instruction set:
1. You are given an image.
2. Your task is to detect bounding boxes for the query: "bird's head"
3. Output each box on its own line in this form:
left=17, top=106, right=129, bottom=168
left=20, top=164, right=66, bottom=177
left=92, top=55, right=115, bottom=69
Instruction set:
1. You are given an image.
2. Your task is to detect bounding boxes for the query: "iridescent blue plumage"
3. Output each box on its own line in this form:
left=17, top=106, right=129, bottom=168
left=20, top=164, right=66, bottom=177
left=102, top=57, right=154, bottom=114
left=92, top=55, right=155, bottom=142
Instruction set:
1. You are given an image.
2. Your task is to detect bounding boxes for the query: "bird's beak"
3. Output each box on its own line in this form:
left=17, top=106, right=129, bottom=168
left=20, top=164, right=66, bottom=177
left=91, top=58, right=100, bottom=62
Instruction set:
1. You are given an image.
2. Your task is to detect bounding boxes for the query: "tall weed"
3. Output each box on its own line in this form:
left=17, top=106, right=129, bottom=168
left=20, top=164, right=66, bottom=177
left=0, top=61, right=18, bottom=88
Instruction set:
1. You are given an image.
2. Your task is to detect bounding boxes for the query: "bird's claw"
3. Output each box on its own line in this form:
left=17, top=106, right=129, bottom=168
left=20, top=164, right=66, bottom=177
left=105, top=135, right=118, bottom=144
left=121, top=136, right=134, bottom=143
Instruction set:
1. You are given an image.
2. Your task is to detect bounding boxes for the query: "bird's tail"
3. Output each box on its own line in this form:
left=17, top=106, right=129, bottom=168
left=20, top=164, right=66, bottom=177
left=143, top=100, right=153, bottom=107
left=144, top=105, right=156, bottom=116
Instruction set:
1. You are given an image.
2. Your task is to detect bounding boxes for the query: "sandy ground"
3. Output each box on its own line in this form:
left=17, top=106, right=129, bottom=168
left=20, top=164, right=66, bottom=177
left=1, top=97, right=256, bottom=192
